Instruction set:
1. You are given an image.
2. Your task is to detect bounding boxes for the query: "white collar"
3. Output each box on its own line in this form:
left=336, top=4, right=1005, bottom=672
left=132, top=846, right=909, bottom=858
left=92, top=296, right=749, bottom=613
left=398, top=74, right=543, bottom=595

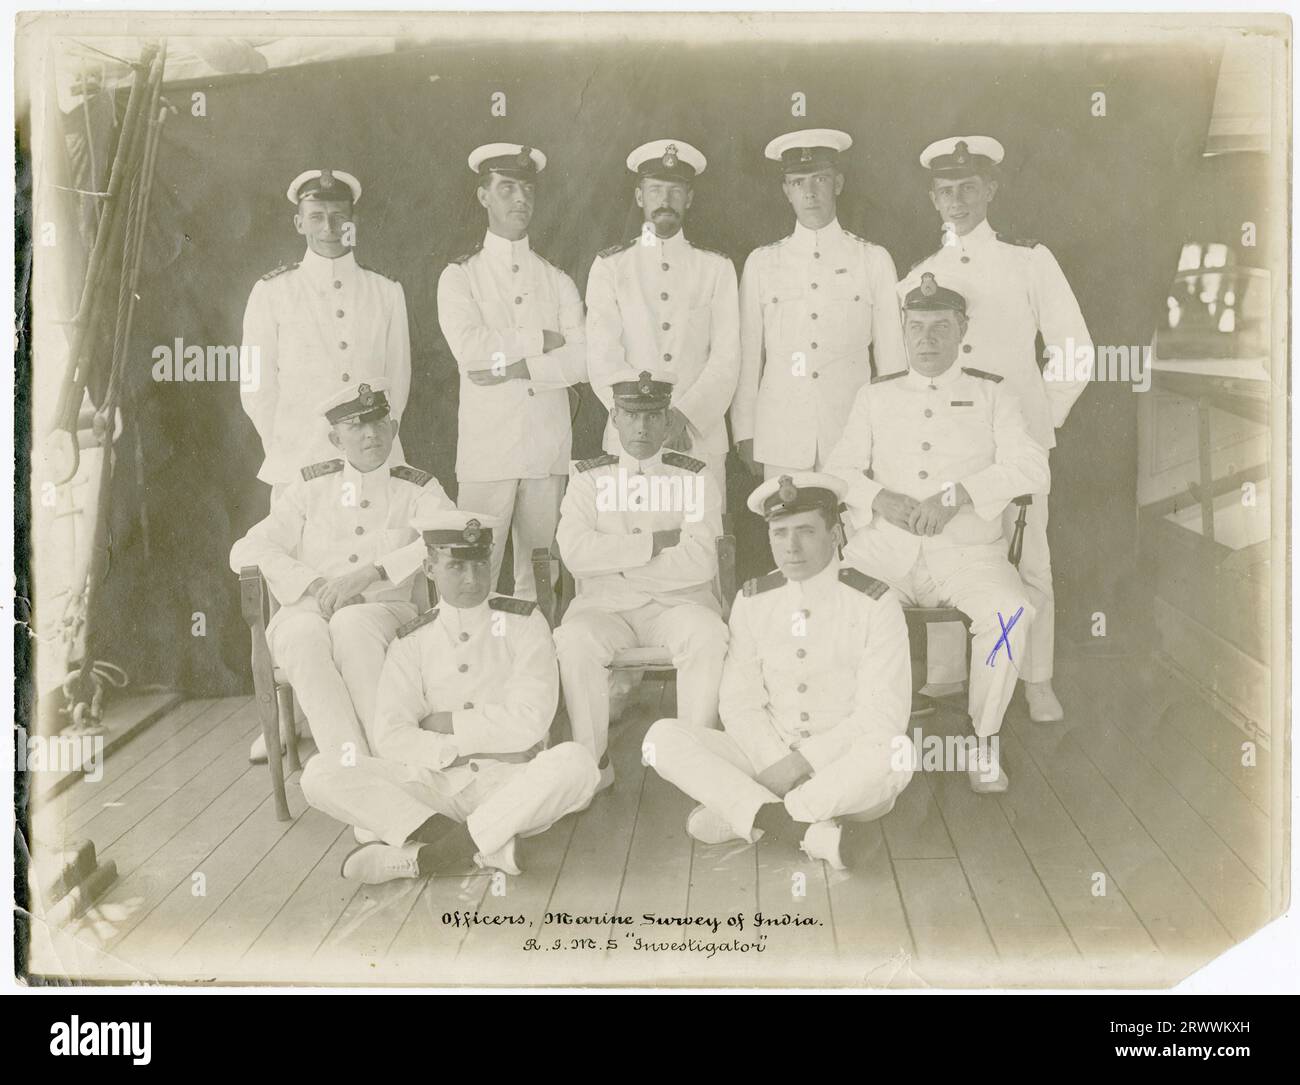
left=786, top=555, right=842, bottom=604
left=301, top=247, right=357, bottom=285
left=439, top=598, right=492, bottom=634
left=791, top=218, right=841, bottom=253
left=617, top=445, right=664, bottom=474
left=905, top=361, right=963, bottom=390
left=342, top=447, right=399, bottom=484
left=958, top=217, right=996, bottom=249
left=641, top=229, right=688, bottom=255
left=483, top=229, right=531, bottom=260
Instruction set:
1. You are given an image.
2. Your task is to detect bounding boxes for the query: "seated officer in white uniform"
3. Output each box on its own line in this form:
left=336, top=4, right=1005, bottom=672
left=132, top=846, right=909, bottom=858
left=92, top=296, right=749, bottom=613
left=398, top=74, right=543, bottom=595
left=300, top=511, right=599, bottom=885
left=731, top=128, right=907, bottom=479
left=229, top=379, right=453, bottom=764
left=553, top=371, right=728, bottom=791
left=645, top=473, right=913, bottom=870
left=825, top=274, right=1050, bottom=791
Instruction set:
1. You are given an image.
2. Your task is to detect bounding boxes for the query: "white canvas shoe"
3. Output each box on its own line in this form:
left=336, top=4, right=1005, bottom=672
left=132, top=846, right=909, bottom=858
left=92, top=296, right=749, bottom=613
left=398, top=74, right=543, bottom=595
left=340, top=841, right=424, bottom=884
left=1025, top=681, right=1064, bottom=723
left=920, top=681, right=965, bottom=698
left=685, top=805, right=747, bottom=845
left=967, top=744, right=1010, bottom=794
left=474, top=837, right=521, bottom=876
left=800, top=821, right=846, bottom=870
left=352, top=825, right=383, bottom=845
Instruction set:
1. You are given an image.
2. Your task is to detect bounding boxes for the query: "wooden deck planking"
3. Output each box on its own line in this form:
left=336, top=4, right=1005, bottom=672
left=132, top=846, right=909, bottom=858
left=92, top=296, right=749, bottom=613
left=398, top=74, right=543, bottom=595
left=1006, top=713, right=1235, bottom=966
left=892, top=857, right=997, bottom=986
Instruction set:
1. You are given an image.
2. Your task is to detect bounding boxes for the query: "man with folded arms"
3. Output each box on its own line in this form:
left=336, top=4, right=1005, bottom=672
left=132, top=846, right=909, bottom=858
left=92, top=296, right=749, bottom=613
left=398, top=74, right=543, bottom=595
left=302, top=510, right=599, bottom=884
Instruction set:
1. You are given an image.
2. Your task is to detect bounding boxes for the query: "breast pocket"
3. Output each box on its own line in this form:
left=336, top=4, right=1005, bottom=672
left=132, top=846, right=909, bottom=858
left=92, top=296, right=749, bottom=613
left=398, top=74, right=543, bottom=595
left=820, top=273, right=872, bottom=352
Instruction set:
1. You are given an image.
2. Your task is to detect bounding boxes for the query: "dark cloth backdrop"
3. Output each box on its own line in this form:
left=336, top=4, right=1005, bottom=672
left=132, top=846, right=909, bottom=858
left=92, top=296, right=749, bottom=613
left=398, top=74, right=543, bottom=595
left=87, top=35, right=1222, bottom=695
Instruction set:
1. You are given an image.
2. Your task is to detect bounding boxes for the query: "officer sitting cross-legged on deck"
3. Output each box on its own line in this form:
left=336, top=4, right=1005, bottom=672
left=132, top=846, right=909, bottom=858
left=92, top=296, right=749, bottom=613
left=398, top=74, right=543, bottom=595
left=229, top=378, right=453, bottom=766
left=302, top=510, right=600, bottom=885
left=645, top=473, right=914, bottom=870
left=553, top=370, right=728, bottom=793
left=825, top=273, right=1050, bottom=792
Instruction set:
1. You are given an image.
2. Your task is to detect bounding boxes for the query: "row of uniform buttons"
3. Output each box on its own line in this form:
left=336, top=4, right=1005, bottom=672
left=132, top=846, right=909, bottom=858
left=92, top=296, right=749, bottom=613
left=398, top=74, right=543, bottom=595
left=791, top=608, right=814, bottom=734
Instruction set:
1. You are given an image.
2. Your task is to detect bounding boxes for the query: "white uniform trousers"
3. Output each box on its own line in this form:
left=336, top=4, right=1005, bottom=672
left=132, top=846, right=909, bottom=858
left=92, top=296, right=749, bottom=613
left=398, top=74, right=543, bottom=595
left=646, top=719, right=914, bottom=840
left=888, top=547, right=1033, bottom=737
left=457, top=475, right=564, bottom=601
left=266, top=598, right=416, bottom=763
left=553, top=601, right=727, bottom=760
left=300, top=743, right=600, bottom=857
left=925, top=497, right=1054, bottom=686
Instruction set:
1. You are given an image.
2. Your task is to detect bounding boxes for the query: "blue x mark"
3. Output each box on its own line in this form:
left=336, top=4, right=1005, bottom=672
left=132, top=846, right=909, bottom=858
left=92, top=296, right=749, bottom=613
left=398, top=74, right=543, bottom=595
left=985, top=606, right=1025, bottom=667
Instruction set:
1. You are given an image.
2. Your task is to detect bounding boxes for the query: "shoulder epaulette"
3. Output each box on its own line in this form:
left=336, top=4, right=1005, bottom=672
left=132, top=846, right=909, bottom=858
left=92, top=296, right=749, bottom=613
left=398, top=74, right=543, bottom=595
left=690, top=241, right=731, bottom=261
left=962, top=367, right=1004, bottom=383
left=300, top=458, right=344, bottom=481
left=574, top=454, right=618, bottom=473
left=398, top=609, right=439, bottom=638
left=450, top=243, right=483, bottom=265
left=743, top=570, right=787, bottom=597
left=839, top=567, right=889, bottom=600
left=390, top=465, right=433, bottom=487
left=489, top=596, right=538, bottom=617
left=661, top=451, right=706, bottom=473
left=261, top=261, right=299, bottom=281
left=598, top=238, right=636, bottom=259
left=996, top=233, right=1041, bottom=249
left=355, top=261, right=396, bottom=282
left=843, top=229, right=873, bottom=247
left=871, top=369, right=907, bottom=385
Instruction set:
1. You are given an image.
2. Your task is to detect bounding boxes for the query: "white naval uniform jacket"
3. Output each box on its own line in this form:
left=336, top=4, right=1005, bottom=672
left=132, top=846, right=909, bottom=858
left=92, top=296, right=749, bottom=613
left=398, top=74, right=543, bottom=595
left=555, top=447, right=724, bottom=616
left=437, top=231, right=588, bottom=483
left=732, top=220, right=908, bottom=468
left=585, top=231, right=740, bottom=458
left=898, top=218, right=1091, bottom=451
left=240, top=249, right=412, bottom=484
left=825, top=364, right=1050, bottom=585
left=720, top=559, right=911, bottom=774
left=369, top=596, right=559, bottom=792
left=227, top=452, right=453, bottom=614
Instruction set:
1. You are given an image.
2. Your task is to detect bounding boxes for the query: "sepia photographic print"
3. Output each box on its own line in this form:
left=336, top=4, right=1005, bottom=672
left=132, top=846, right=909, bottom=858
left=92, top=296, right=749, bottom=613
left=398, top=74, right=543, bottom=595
left=11, top=8, right=1293, bottom=992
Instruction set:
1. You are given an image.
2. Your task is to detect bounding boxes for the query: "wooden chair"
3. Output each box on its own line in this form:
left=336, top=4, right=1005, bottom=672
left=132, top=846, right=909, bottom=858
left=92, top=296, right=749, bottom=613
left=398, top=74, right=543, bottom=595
left=531, top=535, right=738, bottom=654
left=239, top=568, right=432, bottom=822
left=903, top=495, right=1033, bottom=697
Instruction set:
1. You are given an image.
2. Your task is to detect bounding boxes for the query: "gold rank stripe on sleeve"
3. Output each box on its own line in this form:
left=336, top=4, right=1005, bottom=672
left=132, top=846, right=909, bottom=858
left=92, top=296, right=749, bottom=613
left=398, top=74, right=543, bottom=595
left=260, top=261, right=299, bottom=281
left=661, top=451, right=707, bottom=473
left=838, top=566, right=889, bottom=600
left=488, top=596, right=538, bottom=616
left=300, top=458, right=344, bottom=481
left=573, top=453, right=618, bottom=473
left=961, top=367, right=1004, bottom=383
left=397, top=608, right=439, bottom=638
left=389, top=465, right=433, bottom=487
left=743, top=570, right=787, bottom=596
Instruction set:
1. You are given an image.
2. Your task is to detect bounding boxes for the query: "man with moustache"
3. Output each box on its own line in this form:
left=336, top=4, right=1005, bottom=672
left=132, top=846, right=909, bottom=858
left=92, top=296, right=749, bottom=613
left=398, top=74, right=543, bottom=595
left=731, top=129, right=907, bottom=479
left=899, top=136, right=1091, bottom=722
left=437, top=143, right=588, bottom=600
left=301, top=510, right=599, bottom=884
left=826, top=275, right=1049, bottom=792
left=645, top=472, right=913, bottom=870
left=585, top=139, right=740, bottom=500
left=229, top=379, right=454, bottom=765
left=240, top=169, right=412, bottom=500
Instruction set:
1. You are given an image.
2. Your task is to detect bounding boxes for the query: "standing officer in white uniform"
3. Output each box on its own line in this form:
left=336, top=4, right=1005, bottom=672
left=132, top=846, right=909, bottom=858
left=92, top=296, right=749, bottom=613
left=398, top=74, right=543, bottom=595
left=437, top=143, right=588, bottom=600
left=229, top=380, right=453, bottom=764
left=553, top=372, right=728, bottom=791
left=240, top=169, right=412, bottom=497
left=826, top=274, right=1049, bottom=791
left=300, top=511, right=599, bottom=885
left=646, top=473, right=913, bottom=869
left=899, top=136, right=1091, bottom=722
left=732, top=129, right=907, bottom=479
left=585, top=139, right=740, bottom=499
